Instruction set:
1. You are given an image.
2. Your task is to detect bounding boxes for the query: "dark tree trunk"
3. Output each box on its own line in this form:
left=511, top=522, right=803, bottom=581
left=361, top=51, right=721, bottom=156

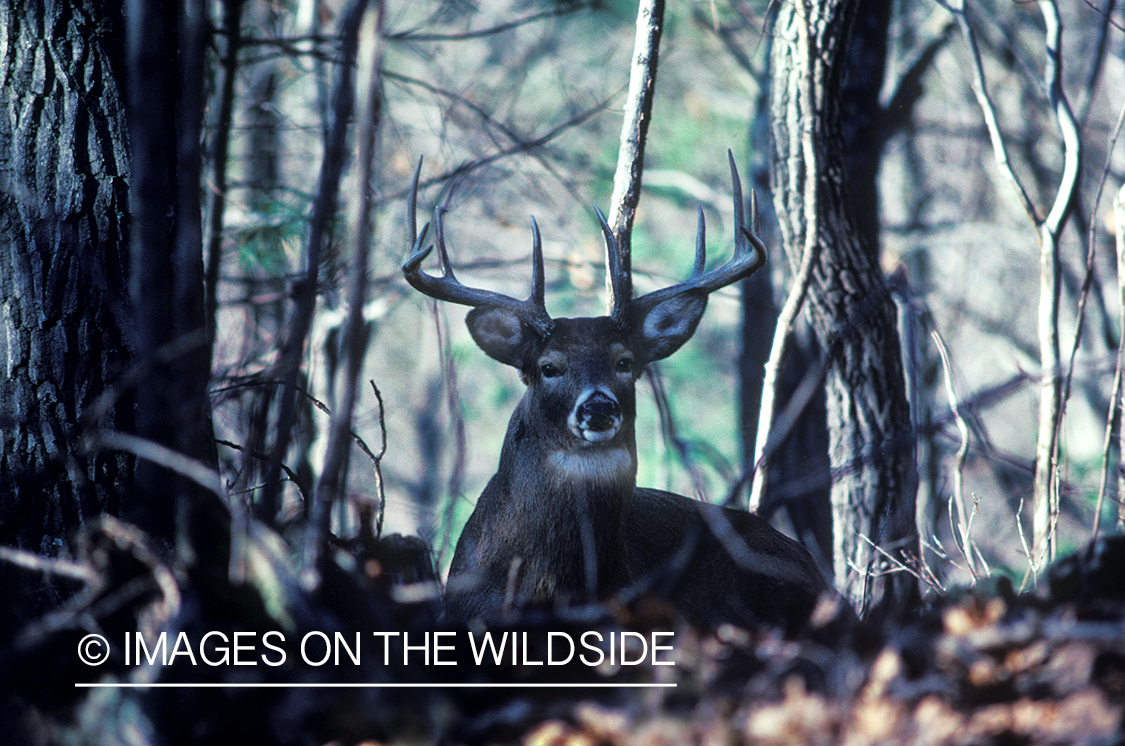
left=769, top=0, right=919, bottom=615
left=741, top=89, right=834, bottom=574
left=124, top=0, right=216, bottom=543
left=0, top=0, right=133, bottom=554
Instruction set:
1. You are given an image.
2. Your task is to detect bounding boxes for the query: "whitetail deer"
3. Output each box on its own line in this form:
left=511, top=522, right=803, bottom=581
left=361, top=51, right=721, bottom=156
left=403, top=155, right=832, bottom=630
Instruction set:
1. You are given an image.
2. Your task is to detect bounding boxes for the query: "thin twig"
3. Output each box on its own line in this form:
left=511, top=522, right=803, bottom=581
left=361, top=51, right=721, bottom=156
left=308, top=0, right=384, bottom=584
left=215, top=439, right=307, bottom=498
left=82, top=430, right=225, bottom=498
left=261, top=0, right=366, bottom=522
left=0, top=545, right=96, bottom=583
left=939, top=0, right=1038, bottom=224
left=434, top=303, right=467, bottom=564
left=368, top=381, right=389, bottom=536
left=382, top=70, right=611, bottom=207
left=387, top=3, right=594, bottom=42
left=375, top=95, right=612, bottom=207
left=932, top=329, right=978, bottom=579
left=646, top=367, right=711, bottom=501
left=204, top=0, right=245, bottom=354
left=1097, top=182, right=1125, bottom=536
left=1075, top=0, right=1117, bottom=125
left=1088, top=102, right=1125, bottom=538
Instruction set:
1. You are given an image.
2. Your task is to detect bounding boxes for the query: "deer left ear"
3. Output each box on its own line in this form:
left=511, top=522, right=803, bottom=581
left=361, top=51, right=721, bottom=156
left=633, top=292, right=707, bottom=364
left=466, top=306, right=532, bottom=367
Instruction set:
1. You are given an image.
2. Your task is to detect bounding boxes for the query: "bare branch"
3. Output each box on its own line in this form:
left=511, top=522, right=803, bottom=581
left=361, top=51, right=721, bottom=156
left=387, top=3, right=595, bottom=42
left=1077, top=99, right=1125, bottom=539
left=1032, top=0, right=1081, bottom=566
left=1039, top=1, right=1082, bottom=240
left=1097, top=182, right=1125, bottom=536
left=261, top=0, right=367, bottom=522
left=366, top=381, right=389, bottom=537
left=308, top=0, right=385, bottom=584
left=945, top=0, right=1083, bottom=568
left=1075, top=0, right=1119, bottom=125
left=383, top=70, right=611, bottom=207
left=932, top=329, right=979, bottom=579
left=433, top=304, right=467, bottom=566
left=606, top=0, right=665, bottom=311
left=375, top=92, right=612, bottom=206
left=0, top=545, right=96, bottom=583
left=646, top=367, right=712, bottom=501
left=939, top=0, right=1039, bottom=224
left=748, top=213, right=820, bottom=510
left=204, top=0, right=245, bottom=354
left=82, top=430, right=224, bottom=498
left=215, top=438, right=308, bottom=500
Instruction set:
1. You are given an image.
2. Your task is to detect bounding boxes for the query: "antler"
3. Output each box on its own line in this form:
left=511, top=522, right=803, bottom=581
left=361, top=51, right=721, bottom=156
left=599, top=150, right=766, bottom=325
left=402, top=159, right=554, bottom=337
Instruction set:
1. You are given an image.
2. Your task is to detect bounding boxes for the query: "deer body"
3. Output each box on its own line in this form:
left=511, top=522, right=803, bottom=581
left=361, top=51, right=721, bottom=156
left=405, top=156, right=832, bottom=629
left=447, top=316, right=642, bottom=619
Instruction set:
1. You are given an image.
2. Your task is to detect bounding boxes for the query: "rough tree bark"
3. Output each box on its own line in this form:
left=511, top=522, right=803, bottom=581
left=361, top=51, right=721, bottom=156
left=0, top=0, right=133, bottom=554
left=741, top=59, right=834, bottom=575
left=769, top=0, right=918, bottom=615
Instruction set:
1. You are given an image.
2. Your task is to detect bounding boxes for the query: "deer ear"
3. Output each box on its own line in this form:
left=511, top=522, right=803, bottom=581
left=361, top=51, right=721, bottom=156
left=633, top=292, right=707, bottom=363
left=466, top=306, right=531, bottom=367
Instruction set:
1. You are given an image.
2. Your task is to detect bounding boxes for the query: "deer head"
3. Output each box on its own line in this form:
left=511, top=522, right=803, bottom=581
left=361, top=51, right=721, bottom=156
left=403, top=151, right=764, bottom=444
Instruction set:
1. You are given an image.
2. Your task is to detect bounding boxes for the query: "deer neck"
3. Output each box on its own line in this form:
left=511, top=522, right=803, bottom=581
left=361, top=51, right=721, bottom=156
left=489, top=406, right=638, bottom=600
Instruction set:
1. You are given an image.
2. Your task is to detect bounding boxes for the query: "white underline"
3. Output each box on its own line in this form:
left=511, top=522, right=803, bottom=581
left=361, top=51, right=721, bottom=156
left=75, top=682, right=676, bottom=689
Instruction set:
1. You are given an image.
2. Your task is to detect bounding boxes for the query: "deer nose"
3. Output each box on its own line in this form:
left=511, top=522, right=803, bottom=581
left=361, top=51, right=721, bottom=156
left=573, top=390, right=621, bottom=443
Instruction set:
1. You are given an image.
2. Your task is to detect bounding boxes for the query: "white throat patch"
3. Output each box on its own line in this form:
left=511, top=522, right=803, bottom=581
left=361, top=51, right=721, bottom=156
left=549, top=448, right=634, bottom=487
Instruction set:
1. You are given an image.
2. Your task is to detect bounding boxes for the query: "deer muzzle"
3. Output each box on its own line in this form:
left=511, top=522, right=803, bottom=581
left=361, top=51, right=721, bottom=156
left=571, top=389, right=622, bottom=444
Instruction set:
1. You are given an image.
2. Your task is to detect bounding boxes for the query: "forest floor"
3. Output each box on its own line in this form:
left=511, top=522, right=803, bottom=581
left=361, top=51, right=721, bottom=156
left=441, top=535, right=1125, bottom=746
left=4, top=534, right=1124, bottom=746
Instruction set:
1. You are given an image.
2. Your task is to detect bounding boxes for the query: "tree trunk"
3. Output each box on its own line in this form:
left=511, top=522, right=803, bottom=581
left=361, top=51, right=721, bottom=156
left=124, top=0, right=217, bottom=544
left=769, top=0, right=918, bottom=615
left=0, top=0, right=133, bottom=554
left=741, top=105, right=834, bottom=571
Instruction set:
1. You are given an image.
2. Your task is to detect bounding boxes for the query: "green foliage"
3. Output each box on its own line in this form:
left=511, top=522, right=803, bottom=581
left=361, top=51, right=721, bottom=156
left=228, top=193, right=315, bottom=277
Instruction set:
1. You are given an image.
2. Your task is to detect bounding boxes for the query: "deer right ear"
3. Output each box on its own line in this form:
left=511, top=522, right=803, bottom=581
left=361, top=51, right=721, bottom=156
left=466, top=306, right=530, bottom=367
left=633, top=292, right=708, bottom=364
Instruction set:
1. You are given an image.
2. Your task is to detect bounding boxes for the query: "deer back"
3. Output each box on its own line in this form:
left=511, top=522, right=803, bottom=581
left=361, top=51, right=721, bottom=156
left=624, top=488, right=829, bottom=630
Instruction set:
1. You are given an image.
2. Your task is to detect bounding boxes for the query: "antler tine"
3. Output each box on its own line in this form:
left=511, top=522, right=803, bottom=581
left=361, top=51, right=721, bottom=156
left=628, top=152, right=766, bottom=318
left=730, top=149, right=764, bottom=260
left=402, top=183, right=553, bottom=337
left=594, top=205, right=631, bottom=326
left=530, top=216, right=545, bottom=309
left=750, top=188, right=760, bottom=235
left=408, top=156, right=423, bottom=249
left=432, top=205, right=455, bottom=276
left=729, top=149, right=744, bottom=240
left=693, top=204, right=706, bottom=277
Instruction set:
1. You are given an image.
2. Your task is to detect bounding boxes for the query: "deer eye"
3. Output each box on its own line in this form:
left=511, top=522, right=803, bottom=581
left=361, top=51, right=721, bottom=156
left=615, top=357, right=634, bottom=374
left=540, top=362, right=562, bottom=378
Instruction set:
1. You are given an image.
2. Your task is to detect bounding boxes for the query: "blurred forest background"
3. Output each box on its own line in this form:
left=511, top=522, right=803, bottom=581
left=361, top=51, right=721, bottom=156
left=196, top=0, right=1123, bottom=591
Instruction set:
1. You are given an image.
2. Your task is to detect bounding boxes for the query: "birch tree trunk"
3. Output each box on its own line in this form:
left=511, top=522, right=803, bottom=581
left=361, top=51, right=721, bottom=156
left=769, top=0, right=918, bottom=615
